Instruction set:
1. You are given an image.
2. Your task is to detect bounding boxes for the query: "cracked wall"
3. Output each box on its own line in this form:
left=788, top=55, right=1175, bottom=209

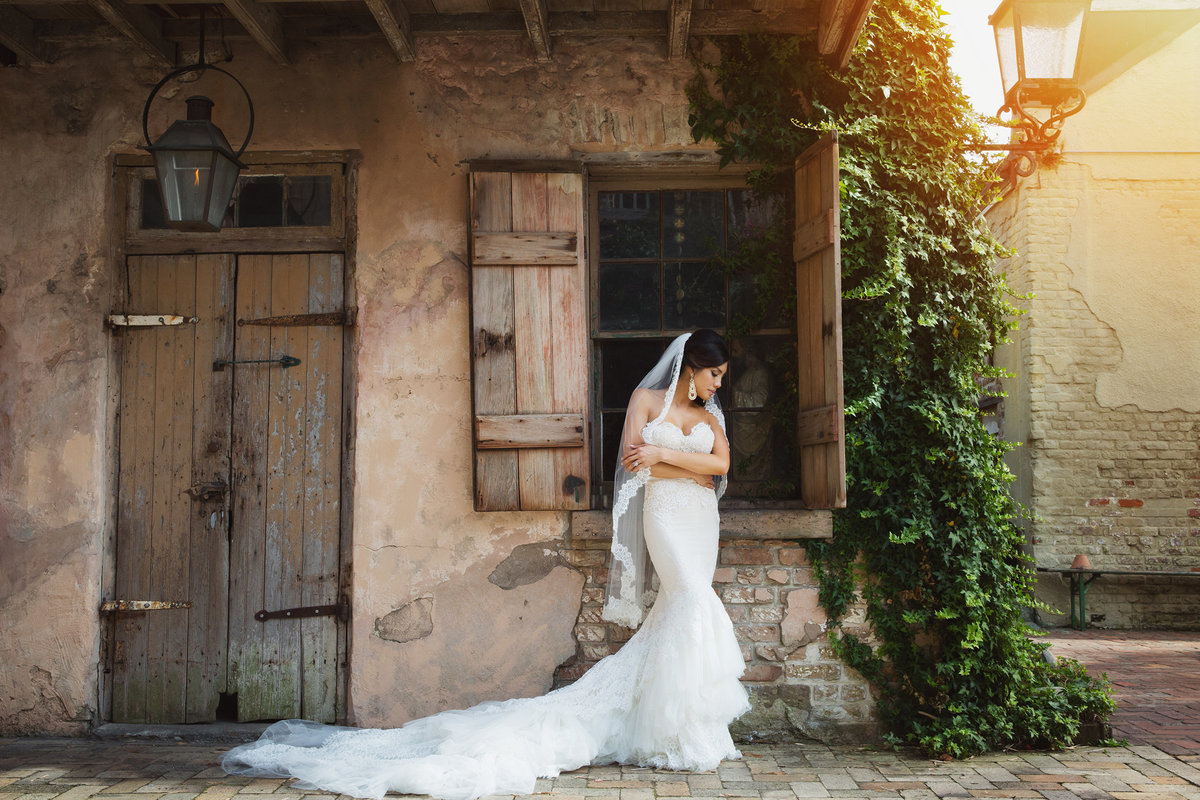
left=987, top=23, right=1200, bottom=629
left=0, top=34, right=714, bottom=730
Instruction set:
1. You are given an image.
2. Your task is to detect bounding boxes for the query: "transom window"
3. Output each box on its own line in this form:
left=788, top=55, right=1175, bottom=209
left=590, top=182, right=797, bottom=502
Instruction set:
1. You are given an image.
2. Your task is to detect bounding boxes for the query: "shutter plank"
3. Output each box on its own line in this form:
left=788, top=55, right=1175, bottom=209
left=546, top=172, right=589, bottom=509
left=472, top=172, right=519, bottom=510
left=512, top=173, right=558, bottom=509
left=476, top=414, right=585, bottom=448
left=795, top=133, right=846, bottom=509
left=472, top=232, right=579, bottom=265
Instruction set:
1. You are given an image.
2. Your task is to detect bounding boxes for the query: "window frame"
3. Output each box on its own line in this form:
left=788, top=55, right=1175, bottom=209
left=585, top=172, right=799, bottom=509
left=116, top=156, right=348, bottom=254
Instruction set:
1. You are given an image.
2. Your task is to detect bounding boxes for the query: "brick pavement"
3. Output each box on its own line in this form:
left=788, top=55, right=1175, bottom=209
left=3, top=736, right=1200, bottom=800
left=1046, top=629, right=1200, bottom=757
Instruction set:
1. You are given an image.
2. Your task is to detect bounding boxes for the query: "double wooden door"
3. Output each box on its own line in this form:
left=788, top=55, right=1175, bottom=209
left=109, top=252, right=346, bottom=723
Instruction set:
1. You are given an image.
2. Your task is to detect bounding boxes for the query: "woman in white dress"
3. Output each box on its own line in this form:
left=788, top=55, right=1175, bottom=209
left=222, top=330, right=749, bottom=800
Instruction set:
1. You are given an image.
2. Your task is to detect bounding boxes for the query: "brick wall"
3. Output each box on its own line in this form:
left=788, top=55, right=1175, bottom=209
left=988, top=162, right=1200, bottom=629
left=556, top=518, right=877, bottom=743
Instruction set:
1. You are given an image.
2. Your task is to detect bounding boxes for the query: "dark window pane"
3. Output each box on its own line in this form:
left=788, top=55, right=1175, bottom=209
left=663, top=262, right=725, bottom=330
left=729, top=411, right=774, bottom=482
left=140, top=179, right=167, bottom=229
left=729, top=336, right=786, bottom=410
left=237, top=176, right=284, bottom=227
left=286, top=175, right=332, bottom=226
left=601, top=412, right=625, bottom=483
left=598, top=262, right=660, bottom=331
left=600, top=339, right=670, bottom=408
left=731, top=272, right=790, bottom=331
left=599, top=191, right=659, bottom=259
left=662, top=191, right=723, bottom=259
left=727, top=189, right=782, bottom=250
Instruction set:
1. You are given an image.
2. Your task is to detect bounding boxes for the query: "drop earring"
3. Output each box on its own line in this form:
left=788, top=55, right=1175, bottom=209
left=687, top=374, right=698, bottom=401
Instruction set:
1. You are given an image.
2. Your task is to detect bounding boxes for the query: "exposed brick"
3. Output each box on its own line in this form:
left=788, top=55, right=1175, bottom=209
left=712, top=567, right=736, bottom=583
left=1118, top=499, right=1144, bottom=508
left=778, top=547, right=808, bottom=566
left=720, top=546, right=773, bottom=565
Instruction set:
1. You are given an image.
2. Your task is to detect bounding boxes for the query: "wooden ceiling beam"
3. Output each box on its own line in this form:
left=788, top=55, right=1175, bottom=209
left=223, top=0, right=288, bottom=63
left=818, top=0, right=873, bottom=68
left=666, top=0, right=691, bottom=58
left=0, top=7, right=51, bottom=63
left=86, top=0, right=174, bottom=64
left=363, top=0, right=416, bottom=60
left=516, top=0, right=551, bottom=61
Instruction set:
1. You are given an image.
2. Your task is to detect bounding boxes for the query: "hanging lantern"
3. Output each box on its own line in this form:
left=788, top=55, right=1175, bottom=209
left=141, top=11, right=254, bottom=233
left=147, top=96, right=244, bottom=232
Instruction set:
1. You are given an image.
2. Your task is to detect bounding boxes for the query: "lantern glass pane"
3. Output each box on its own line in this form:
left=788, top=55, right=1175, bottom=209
left=207, top=154, right=240, bottom=230
left=155, top=150, right=217, bottom=227
left=992, top=3, right=1019, bottom=95
left=1017, top=0, right=1085, bottom=81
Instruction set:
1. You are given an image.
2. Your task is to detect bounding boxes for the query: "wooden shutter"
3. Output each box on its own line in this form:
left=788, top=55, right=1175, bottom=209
left=794, top=132, right=847, bottom=509
left=469, top=168, right=589, bottom=511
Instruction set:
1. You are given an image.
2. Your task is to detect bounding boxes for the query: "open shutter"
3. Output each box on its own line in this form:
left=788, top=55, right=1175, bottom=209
left=794, top=132, right=847, bottom=509
left=469, top=168, right=589, bottom=511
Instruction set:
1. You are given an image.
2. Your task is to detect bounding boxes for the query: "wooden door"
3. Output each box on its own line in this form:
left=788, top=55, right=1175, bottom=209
left=110, top=253, right=345, bottom=724
left=227, top=253, right=344, bottom=723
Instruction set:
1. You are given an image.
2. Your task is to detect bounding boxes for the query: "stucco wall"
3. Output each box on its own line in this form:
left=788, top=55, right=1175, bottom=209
left=1, top=35, right=872, bottom=736
left=987, top=21, right=1200, bottom=629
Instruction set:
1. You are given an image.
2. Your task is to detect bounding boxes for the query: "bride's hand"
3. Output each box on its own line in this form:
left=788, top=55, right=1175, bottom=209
left=622, top=443, right=663, bottom=472
left=692, top=473, right=715, bottom=489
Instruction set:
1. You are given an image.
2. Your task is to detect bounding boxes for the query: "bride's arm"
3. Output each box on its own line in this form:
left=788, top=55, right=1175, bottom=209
left=646, top=462, right=715, bottom=487
left=624, top=411, right=730, bottom=476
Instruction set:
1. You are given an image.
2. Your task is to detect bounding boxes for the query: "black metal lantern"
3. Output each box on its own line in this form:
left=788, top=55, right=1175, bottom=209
left=976, top=0, right=1090, bottom=178
left=147, top=95, right=244, bottom=231
left=141, top=16, right=254, bottom=232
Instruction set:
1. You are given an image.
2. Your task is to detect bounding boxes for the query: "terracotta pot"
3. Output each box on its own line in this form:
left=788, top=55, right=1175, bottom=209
left=1070, top=553, right=1093, bottom=570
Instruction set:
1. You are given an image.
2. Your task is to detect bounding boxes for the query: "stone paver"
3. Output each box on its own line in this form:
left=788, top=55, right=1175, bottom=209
left=1046, top=630, right=1200, bottom=756
left=2, top=739, right=1200, bottom=800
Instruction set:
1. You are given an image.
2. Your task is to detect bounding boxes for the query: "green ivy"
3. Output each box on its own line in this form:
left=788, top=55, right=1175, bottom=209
left=687, top=0, right=1113, bottom=757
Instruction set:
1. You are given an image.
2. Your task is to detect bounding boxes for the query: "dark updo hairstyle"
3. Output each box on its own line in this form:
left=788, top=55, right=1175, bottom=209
left=682, top=330, right=730, bottom=402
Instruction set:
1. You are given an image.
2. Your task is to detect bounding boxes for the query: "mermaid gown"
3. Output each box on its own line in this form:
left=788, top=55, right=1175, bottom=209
left=222, top=421, right=749, bottom=800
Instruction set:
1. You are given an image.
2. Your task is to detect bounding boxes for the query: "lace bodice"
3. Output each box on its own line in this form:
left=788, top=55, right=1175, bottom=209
left=642, top=420, right=715, bottom=454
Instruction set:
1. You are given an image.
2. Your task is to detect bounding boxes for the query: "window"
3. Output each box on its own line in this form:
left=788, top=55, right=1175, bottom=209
left=589, top=182, right=797, bottom=502
left=140, top=174, right=333, bottom=229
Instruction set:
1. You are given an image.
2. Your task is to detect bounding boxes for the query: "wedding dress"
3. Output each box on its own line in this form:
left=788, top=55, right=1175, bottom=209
left=223, top=334, right=748, bottom=800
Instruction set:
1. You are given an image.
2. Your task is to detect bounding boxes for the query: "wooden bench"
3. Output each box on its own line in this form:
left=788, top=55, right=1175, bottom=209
left=1036, top=566, right=1200, bottom=630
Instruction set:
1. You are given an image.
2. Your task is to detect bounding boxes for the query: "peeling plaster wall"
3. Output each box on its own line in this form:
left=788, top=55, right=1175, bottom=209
left=986, top=21, right=1200, bottom=629
left=0, top=35, right=732, bottom=730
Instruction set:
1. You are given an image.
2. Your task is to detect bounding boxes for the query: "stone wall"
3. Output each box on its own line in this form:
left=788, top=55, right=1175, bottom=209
left=987, top=24, right=1200, bottom=627
left=559, top=513, right=876, bottom=743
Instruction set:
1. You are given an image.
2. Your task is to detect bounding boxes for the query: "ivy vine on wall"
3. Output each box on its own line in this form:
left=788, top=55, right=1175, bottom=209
left=687, top=0, right=1113, bottom=757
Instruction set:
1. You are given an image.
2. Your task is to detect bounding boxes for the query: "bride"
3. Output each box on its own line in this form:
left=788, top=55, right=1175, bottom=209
left=222, top=330, right=750, bottom=800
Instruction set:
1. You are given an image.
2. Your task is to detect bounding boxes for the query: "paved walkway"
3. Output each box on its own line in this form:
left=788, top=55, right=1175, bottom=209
left=2, top=629, right=1198, bottom=800
left=1, top=736, right=1199, bottom=800
left=1046, top=629, right=1200, bottom=756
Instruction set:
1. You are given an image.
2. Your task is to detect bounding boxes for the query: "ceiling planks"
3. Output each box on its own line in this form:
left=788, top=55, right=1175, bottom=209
left=0, top=6, right=51, bottom=62
left=86, top=0, right=174, bottom=63
left=666, top=0, right=691, bottom=58
left=516, top=0, right=550, bottom=60
left=363, top=0, right=416, bottom=60
left=222, top=0, right=288, bottom=63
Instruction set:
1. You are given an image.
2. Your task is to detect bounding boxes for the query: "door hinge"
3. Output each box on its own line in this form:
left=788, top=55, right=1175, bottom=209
left=108, top=314, right=198, bottom=328
left=183, top=477, right=229, bottom=501
left=255, top=602, right=349, bottom=622
left=238, top=310, right=355, bottom=327
left=213, top=355, right=301, bottom=371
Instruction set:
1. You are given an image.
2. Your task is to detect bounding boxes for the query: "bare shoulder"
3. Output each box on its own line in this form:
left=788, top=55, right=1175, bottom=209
left=630, top=387, right=666, bottom=415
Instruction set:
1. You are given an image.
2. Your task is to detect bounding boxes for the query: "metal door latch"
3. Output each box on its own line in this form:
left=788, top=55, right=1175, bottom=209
left=101, top=600, right=192, bottom=613
left=183, top=478, right=229, bottom=501
left=213, top=355, right=301, bottom=371
left=108, top=314, right=199, bottom=327
left=255, top=603, right=349, bottom=622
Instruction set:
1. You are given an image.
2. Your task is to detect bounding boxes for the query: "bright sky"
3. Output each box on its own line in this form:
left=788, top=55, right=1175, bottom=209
left=938, top=0, right=1006, bottom=116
